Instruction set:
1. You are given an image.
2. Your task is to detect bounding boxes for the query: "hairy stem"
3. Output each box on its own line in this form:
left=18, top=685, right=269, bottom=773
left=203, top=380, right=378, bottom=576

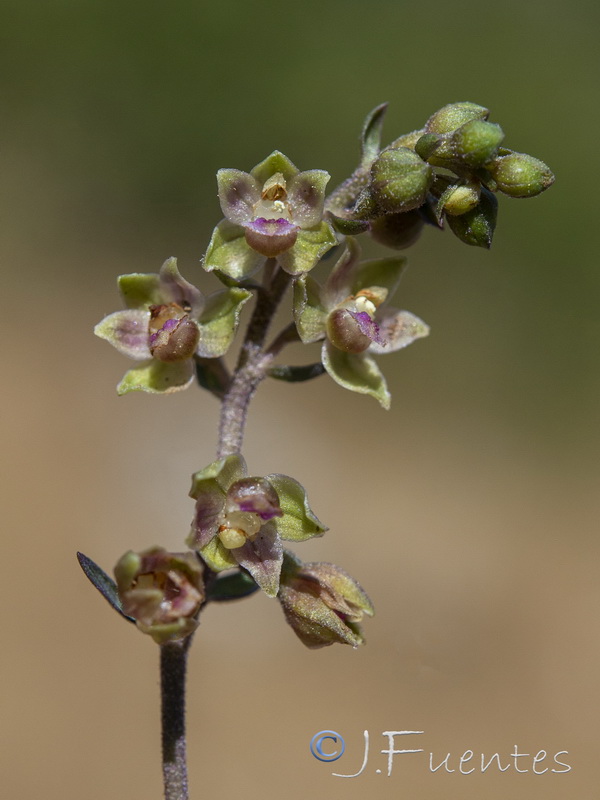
left=217, top=262, right=291, bottom=458
left=161, top=640, right=191, bottom=800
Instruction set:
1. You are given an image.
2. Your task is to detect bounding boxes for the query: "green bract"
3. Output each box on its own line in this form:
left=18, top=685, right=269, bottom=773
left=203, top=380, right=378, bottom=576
left=94, top=257, right=251, bottom=394
left=204, top=151, right=336, bottom=280
left=187, top=454, right=326, bottom=597
left=293, top=239, right=429, bottom=408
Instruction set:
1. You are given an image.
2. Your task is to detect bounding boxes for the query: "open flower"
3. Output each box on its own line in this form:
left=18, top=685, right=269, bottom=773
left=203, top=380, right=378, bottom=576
left=114, top=547, right=205, bottom=644
left=187, top=454, right=326, bottom=597
left=95, top=257, right=251, bottom=394
left=278, top=551, right=374, bottom=648
left=204, top=151, right=337, bottom=280
left=293, top=238, right=429, bottom=408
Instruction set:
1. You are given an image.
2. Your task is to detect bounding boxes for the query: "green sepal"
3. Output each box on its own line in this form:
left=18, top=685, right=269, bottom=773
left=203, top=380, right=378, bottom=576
left=76, top=551, right=134, bottom=622
left=117, top=359, right=195, bottom=395
left=360, top=103, right=388, bottom=167
left=322, top=341, right=391, bottom=409
left=203, top=220, right=266, bottom=280
left=293, top=274, right=327, bottom=343
left=198, top=537, right=238, bottom=572
left=265, top=474, right=328, bottom=541
left=207, top=570, right=259, bottom=602
left=268, top=363, right=325, bottom=382
left=329, top=214, right=370, bottom=236
left=196, top=287, right=252, bottom=358
left=250, top=150, right=298, bottom=184
left=277, top=221, right=337, bottom=276
left=118, top=273, right=162, bottom=309
left=190, top=454, right=246, bottom=497
left=347, top=255, right=407, bottom=300
left=446, top=187, right=498, bottom=249
left=195, top=357, right=231, bottom=399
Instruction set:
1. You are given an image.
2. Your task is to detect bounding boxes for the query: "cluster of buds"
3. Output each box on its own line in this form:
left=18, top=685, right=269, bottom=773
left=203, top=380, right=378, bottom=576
left=327, top=101, right=554, bottom=250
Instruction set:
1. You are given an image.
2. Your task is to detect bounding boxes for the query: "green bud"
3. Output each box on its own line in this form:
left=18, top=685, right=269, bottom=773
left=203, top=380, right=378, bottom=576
left=369, top=209, right=425, bottom=249
left=370, top=147, right=433, bottom=214
left=425, top=102, right=489, bottom=134
left=388, top=128, right=425, bottom=150
left=438, top=181, right=481, bottom=218
left=487, top=151, right=555, bottom=198
left=414, top=133, right=442, bottom=161
left=452, top=120, right=504, bottom=167
left=446, top=187, right=498, bottom=249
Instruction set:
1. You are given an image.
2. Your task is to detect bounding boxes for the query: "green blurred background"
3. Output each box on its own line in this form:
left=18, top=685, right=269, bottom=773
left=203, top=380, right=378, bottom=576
left=2, top=1, right=598, bottom=798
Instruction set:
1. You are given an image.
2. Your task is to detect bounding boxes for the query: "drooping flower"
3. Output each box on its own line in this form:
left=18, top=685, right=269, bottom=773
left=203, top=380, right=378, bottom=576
left=204, top=151, right=337, bottom=280
left=94, top=257, right=251, bottom=394
left=114, top=547, right=205, bottom=644
left=187, top=454, right=326, bottom=597
left=278, top=551, right=374, bottom=648
left=293, top=238, right=429, bottom=408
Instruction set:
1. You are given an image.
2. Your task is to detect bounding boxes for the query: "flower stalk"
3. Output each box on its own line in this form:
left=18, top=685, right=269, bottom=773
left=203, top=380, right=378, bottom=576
left=161, top=640, right=192, bottom=800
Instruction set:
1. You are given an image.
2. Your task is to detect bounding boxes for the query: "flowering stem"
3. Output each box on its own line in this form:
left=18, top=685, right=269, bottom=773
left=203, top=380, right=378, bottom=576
left=217, top=261, right=291, bottom=458
left=161, top=639, right=192, bottom=800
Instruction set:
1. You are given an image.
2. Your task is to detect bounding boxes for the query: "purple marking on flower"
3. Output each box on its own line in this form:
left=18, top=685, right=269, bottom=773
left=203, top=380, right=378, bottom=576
left=243, top=217, right=299, bottom=257
left=349, top=311, right=386, bottom=345
left=237, top=500, right=283, bottom=521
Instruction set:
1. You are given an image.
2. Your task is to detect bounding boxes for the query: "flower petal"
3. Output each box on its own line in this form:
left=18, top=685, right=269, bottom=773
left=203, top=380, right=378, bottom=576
left=243, top=218, right=298, bottom=258
left=250, top=151, right=299, bottom=184
left=95, top=309, right=151, bottom=360
left=227, top=478, right=283, bottom=521
left=368, top=308, right=429, bottom=354
left=116, top=358, right=195, bottom=395
left=196, top=287, right=252, bottom=358
left=198, top=537, right=238, bottom=572
left=347, top=310, right=385, bottom=346
left=187, top=482, right=226, bottom=549
left=287, top=169, right=330, bottom=228
left=118, top=273, right=162, bottom=309
left=190, top=454, right=247, bottom=497
left=203, top=219, right=266, bottom=280
left=277, top=221, right=337, bottom=276
left=159, top=257, right=205, bottom=318
left=265, top=474, right=327, bottom=541
left=216, top=169, right=261, bottom=225
left=292, top=274, right=327, bottom=344
left=322, top=237, right=363, bottom=307
left=322, top=340, right=391, bottom=409
left=233, top=524, right=283, bottom=597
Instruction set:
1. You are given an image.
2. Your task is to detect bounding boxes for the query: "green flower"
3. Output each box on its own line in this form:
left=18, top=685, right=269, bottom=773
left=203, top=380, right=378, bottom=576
left=294, top=239, right=429, bottom=408
left=187, top=454, right=326, bottom=597
left=204, top=151, right=336, bottom=280
left=278, top=551, right=374, bottom=648
left=94, top=257, right=251, bottom=394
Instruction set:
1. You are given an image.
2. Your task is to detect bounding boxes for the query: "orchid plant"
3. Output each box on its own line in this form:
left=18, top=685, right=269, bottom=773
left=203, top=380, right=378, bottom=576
left=78, top=101, right=554, bottom=800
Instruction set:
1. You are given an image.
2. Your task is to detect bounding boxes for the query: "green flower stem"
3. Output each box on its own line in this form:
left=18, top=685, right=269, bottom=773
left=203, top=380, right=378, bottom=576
left=161, top=639, right=192, bottom=800
left=217, top=262, right=291, bottom=458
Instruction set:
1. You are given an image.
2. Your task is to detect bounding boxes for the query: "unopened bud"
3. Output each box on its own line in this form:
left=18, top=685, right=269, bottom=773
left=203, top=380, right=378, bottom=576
left=370, top=147, right=433, bottom=214
left=370, top=209, right=425, bottom=249
left=452, top=120, right=504, bottom=167
left=439, top=182, right=481, bottom=217
left=487, top=151, right=555, bottom=198
left=446, top=187, right=498, bottom=249
left=425, top=102, right=489, bottom=134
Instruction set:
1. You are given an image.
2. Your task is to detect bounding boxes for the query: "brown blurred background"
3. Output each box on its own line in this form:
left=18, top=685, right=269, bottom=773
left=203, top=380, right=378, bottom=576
left=1, top=1, right=598, bottom=798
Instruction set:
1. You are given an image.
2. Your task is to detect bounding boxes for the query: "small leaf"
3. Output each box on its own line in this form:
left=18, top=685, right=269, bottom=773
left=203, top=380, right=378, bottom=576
left=195, top=357, right=231, bottom=399
left=76, top=552, right=134, bottom=622
left=207, top=570, right=259, bottom=602
left=293, top=274, right=327, bottom=344
left=268, top=363, right=325, bottom=382
left=361, top=103, right=388, bottom=167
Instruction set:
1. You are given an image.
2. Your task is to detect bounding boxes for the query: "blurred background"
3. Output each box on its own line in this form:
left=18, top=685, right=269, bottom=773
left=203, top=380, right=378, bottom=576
left=1, top=1, right=598, bottom=798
